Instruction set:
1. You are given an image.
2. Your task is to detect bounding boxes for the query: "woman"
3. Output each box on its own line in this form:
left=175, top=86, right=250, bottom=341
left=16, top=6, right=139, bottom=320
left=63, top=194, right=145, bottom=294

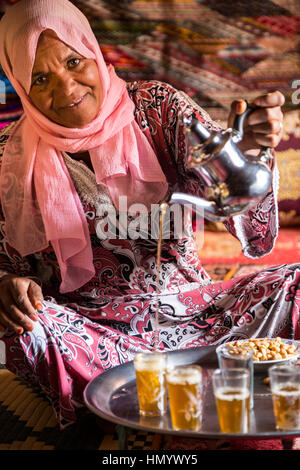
left=0, top=0, right=297, bottom=429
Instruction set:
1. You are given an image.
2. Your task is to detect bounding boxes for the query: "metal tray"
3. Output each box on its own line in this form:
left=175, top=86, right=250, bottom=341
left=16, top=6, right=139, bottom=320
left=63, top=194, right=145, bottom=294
left=83, top=345, right=300, bottom=439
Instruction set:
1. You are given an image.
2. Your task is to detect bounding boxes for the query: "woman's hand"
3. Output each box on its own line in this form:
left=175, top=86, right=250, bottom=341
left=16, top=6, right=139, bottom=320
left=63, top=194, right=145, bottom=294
left=0, top=275, right=43, bottom=335
left=227, top=91, right=285, bottom=154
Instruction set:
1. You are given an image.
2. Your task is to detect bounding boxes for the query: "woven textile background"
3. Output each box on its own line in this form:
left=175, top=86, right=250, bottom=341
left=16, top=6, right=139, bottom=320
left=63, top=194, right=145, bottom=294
left=0, top=0, right=299, bottom=127
left=1, top=1, right=299, bottom=225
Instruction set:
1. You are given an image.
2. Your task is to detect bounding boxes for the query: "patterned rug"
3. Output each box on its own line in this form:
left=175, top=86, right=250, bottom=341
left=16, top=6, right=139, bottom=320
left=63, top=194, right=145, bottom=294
left=0, top=368, right=163, bottom=450
left=0, top=0, right=299, bottom=127
left=0, top=366, right=167, bottom=451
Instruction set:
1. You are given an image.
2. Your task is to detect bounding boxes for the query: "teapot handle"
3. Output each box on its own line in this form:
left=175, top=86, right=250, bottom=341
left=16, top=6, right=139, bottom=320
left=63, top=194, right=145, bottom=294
left=233, top=102, right=272, bottom=163
left=233, top=101, right=257, bottom=137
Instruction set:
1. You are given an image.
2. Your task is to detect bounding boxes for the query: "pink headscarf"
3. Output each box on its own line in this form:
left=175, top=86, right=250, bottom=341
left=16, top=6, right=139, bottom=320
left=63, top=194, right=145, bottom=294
left=0, top=0, right=168, bottom=293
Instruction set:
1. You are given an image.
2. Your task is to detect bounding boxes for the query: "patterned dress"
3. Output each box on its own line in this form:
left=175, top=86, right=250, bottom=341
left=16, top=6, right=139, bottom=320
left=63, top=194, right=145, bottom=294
left=0, top=81, right=299, bottom=428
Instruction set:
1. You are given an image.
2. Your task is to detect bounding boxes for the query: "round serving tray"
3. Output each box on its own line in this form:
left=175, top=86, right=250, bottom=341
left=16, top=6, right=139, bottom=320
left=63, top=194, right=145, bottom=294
left=83, top=345, right=300, bottom=439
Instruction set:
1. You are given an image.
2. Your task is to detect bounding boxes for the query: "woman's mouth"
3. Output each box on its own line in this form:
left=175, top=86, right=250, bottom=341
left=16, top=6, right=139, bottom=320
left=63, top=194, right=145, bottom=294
left=63, top=94, right=87, bottom=109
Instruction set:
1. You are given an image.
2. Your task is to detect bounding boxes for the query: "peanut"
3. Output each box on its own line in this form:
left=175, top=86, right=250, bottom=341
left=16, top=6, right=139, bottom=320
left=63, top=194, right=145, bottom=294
left=225, top=337, right=298, bottom=362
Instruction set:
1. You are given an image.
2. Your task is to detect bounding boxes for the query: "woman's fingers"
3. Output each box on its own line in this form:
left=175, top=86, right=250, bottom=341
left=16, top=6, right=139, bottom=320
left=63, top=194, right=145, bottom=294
left=0, top=305, right=26, bottom=334
left=247, top=119, right=282, bottom=135
left=245, top=130, right=281, bottom=149
left=253, top=90, right=285, bottom=108
left=28, top=281, right=44, bottom=312
left=10, top=279, right=39, bottom=323
left=244, top=108, right=283, bottom=148
left=0, top=277, right=42, bottom=334
left=227, top=91, right=285, bottom=152
left=246, top=106, right=283, bottom=129
left=227, top=99, right=247, bottom=129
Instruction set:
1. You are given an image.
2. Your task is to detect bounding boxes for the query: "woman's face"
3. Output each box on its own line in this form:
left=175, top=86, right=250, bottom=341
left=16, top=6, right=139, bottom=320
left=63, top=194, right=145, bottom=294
left=29, top=30, right=102, bottom=128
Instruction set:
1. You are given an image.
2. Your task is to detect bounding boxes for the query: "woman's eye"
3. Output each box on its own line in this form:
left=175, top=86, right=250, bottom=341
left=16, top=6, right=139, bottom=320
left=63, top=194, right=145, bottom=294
left=33, top=76, right=47, bottom=86
left=68, top=58, right=81, bottom=68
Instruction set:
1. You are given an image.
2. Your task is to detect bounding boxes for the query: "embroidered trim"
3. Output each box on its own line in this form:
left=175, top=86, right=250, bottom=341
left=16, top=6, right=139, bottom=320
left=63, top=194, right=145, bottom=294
left=0, top=121, right=16, bottom=137
left=272, top=162, right=280, bottom=236
left=177, top=90, right=221, bottom=130
left=62, top=152, right=114, bottom=212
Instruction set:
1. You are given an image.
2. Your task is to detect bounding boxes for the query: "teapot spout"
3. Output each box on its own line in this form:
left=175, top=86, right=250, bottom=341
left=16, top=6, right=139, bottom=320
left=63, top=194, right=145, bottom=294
left=168, top=192, right=227, bottom=222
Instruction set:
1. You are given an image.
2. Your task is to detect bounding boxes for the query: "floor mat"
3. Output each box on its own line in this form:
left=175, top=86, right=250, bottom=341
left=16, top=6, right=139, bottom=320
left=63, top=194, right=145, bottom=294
left=0, top=369, right=102, bottom=450
left=197, top=228, right=300, bottom=266
left=0, top=368, right=164, bottom=451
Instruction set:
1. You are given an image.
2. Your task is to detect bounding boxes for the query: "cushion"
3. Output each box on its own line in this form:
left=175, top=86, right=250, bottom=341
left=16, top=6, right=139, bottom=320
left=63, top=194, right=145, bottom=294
left=276, top=110, right=300, bottom=227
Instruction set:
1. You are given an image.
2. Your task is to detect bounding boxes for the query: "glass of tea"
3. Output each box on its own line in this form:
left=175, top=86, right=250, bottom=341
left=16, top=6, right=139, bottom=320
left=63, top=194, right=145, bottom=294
left=269, top=364, right=300, bottom=430
left=134, top=351, right=167, bottom=416
left=212, top=368, right=250, bottom=433
left=166, top=365, right=202, bottom=431
left=217, top=344, right=254, bottom=408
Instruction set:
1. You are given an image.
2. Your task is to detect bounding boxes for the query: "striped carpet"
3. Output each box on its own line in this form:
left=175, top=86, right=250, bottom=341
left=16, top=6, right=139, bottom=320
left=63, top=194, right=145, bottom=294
left=0, top=368, right=163, bottom=450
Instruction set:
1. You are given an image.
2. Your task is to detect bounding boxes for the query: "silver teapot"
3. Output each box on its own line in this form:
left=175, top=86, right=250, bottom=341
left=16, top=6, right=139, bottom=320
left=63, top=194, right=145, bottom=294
left=169, top=106, right=273, bottom=221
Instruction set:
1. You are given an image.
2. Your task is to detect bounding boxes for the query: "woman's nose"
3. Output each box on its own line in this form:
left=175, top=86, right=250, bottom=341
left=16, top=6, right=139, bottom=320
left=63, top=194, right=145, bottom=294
left=54, top=72, right=77, bottom=98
